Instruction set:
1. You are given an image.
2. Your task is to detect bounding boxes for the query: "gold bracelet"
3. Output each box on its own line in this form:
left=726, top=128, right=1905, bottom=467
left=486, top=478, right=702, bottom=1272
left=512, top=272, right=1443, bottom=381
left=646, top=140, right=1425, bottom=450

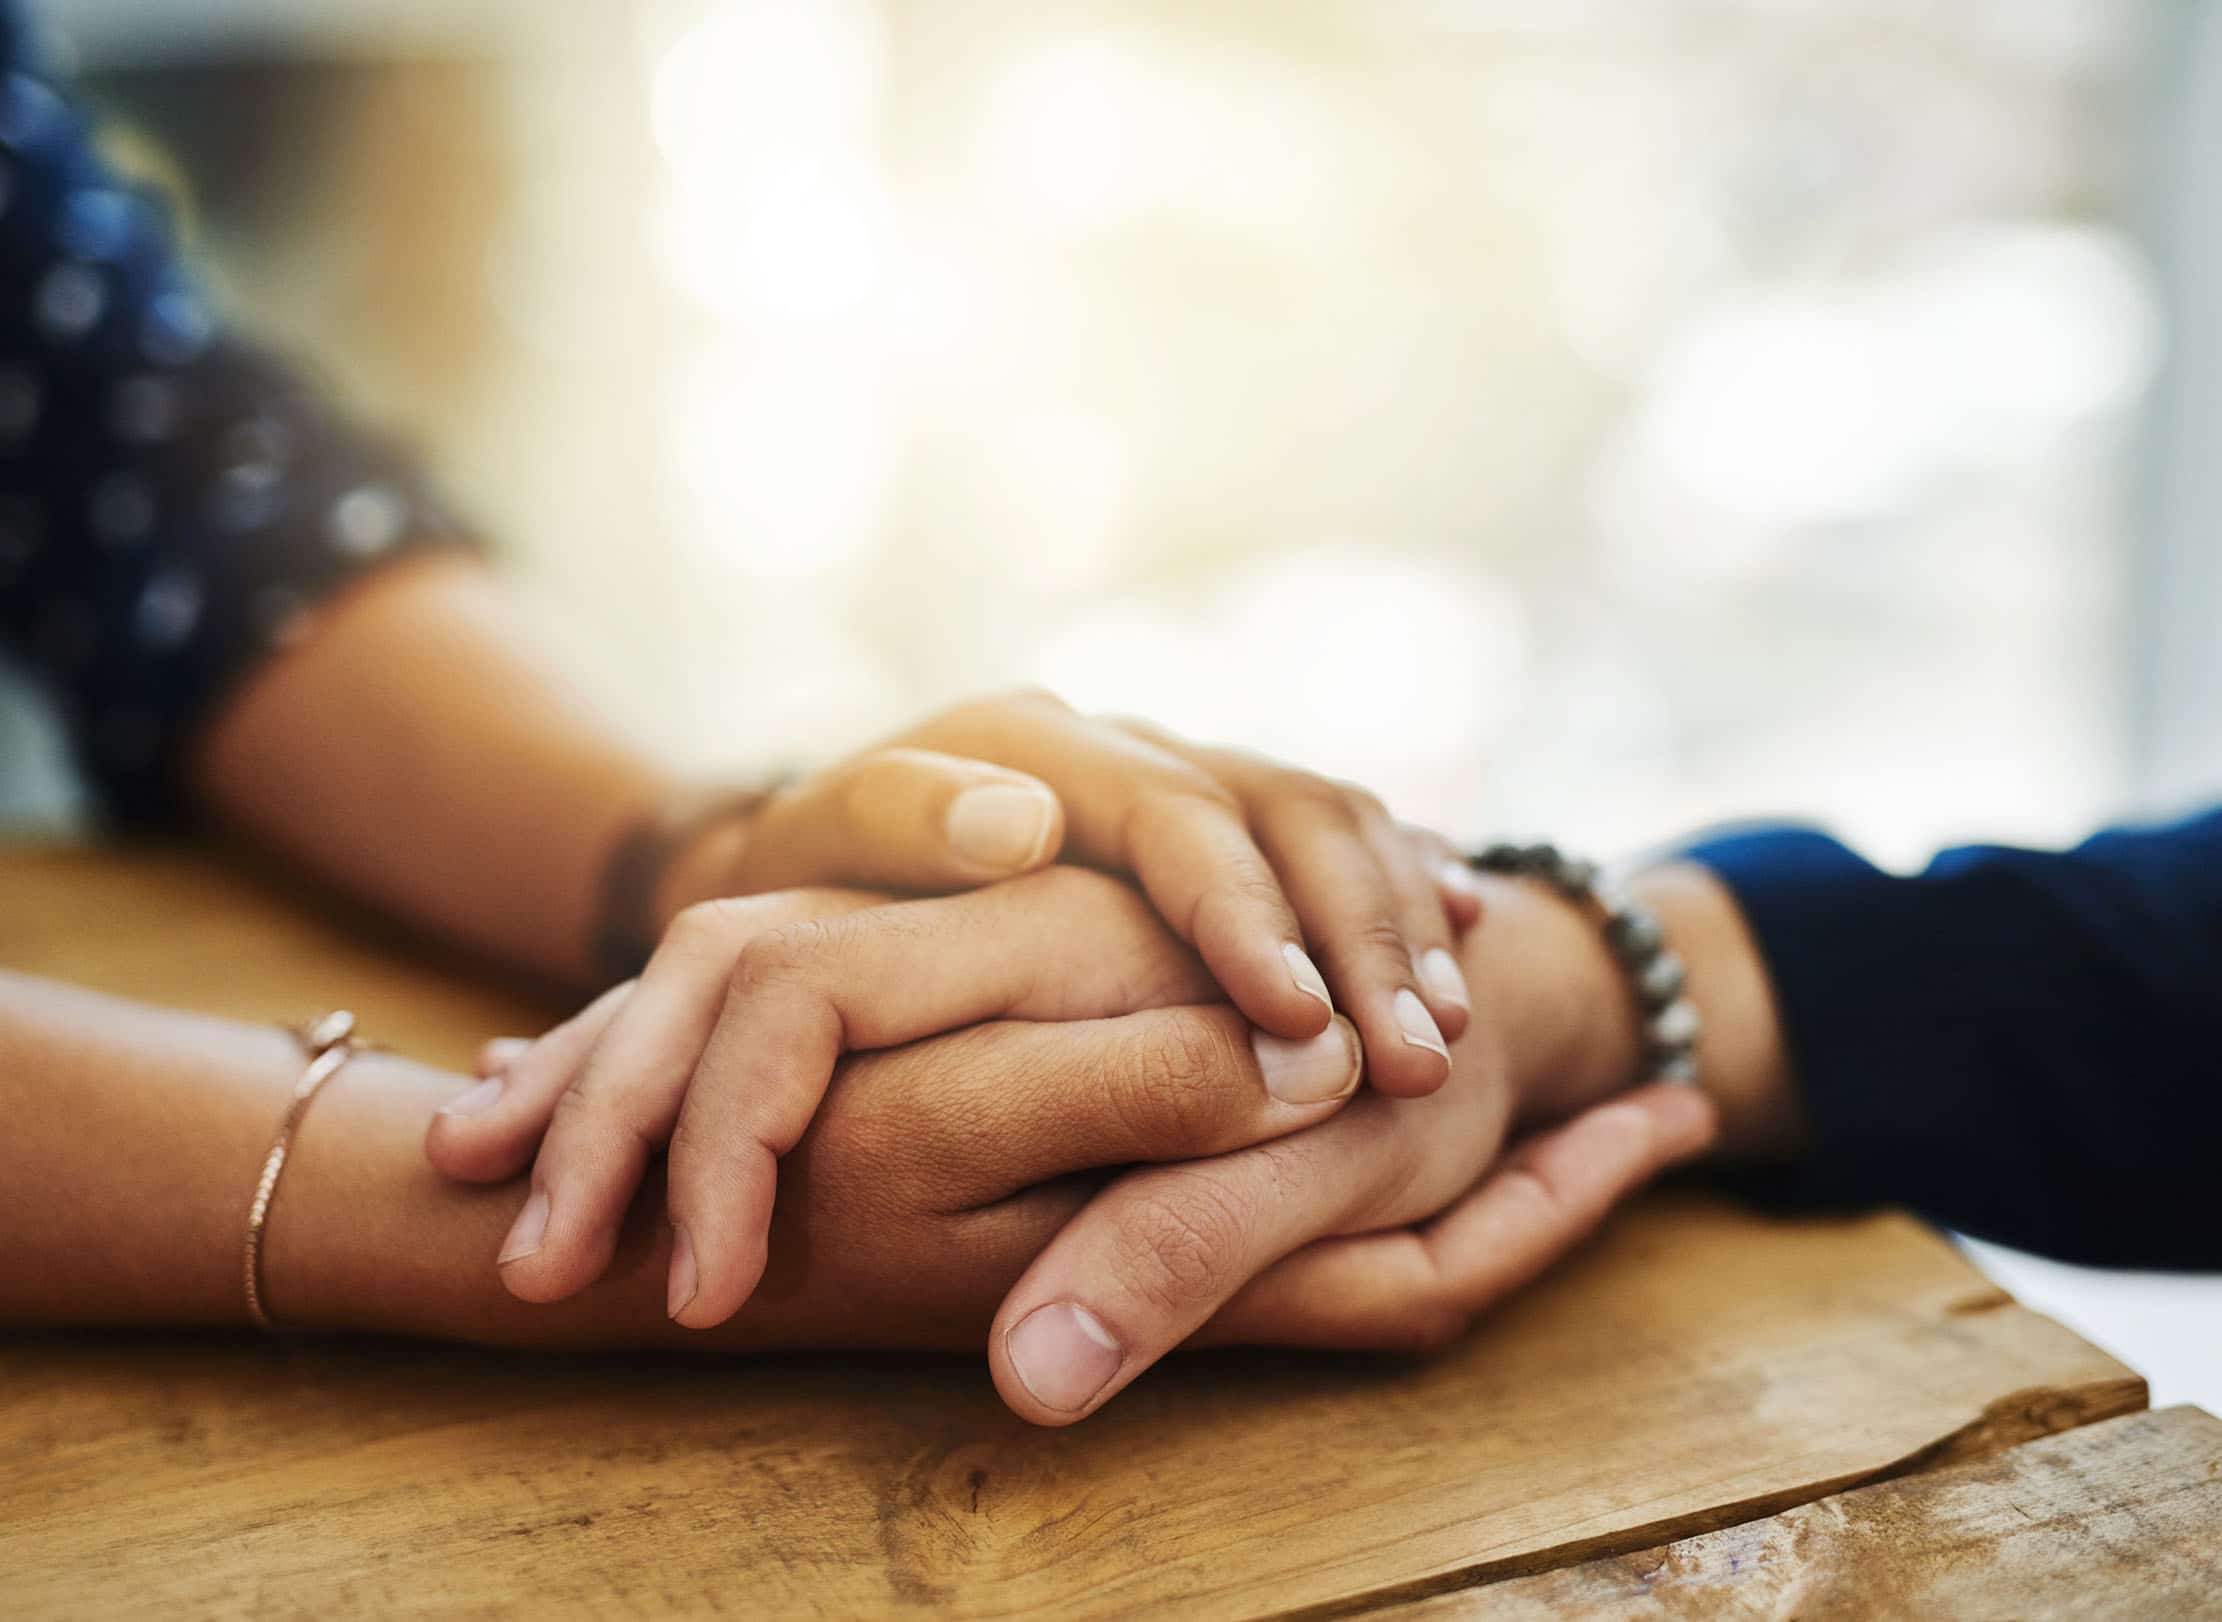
left=242, top=1010, right=361, bottom=1331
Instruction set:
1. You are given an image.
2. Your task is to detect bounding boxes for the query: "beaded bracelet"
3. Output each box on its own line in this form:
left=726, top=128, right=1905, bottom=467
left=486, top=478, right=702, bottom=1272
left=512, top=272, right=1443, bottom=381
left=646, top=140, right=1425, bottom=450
left=1466, top=843, right=1702, bottom=1088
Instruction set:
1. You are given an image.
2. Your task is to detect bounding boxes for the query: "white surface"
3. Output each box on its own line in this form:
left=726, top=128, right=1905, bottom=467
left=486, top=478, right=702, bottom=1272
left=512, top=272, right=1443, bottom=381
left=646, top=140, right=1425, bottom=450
left=1961, top=1236, right=2222, bottom=1414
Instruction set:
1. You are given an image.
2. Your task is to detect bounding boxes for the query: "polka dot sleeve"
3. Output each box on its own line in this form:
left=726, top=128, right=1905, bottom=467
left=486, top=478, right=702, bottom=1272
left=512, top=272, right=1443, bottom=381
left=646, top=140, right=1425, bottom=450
left=0, top=18, right=483, bottom=824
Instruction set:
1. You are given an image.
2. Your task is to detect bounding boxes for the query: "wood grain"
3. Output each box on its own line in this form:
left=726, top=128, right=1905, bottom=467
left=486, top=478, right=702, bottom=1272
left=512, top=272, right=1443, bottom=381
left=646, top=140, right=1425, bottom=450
left=0, top=842, right=555, bottom=1071
left=0, top=846, right=2154, bottom=1619
left=1376, top=1406, right=2222, bottom=1621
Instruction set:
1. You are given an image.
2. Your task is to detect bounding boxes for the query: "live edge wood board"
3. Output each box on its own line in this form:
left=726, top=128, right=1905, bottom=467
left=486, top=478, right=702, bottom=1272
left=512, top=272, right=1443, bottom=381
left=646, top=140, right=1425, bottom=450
left=0, top=845, right=2152, bottom=1618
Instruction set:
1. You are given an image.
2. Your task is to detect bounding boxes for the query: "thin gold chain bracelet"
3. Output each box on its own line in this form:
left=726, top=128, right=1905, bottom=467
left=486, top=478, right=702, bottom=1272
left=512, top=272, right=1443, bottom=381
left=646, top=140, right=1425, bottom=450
left=241, top=1009, right=362, bottom=1330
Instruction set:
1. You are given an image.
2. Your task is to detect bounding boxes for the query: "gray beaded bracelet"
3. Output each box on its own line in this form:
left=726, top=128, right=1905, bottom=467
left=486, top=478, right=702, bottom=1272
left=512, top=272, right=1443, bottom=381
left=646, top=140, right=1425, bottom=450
left=1467, top=842, right=1702, bottom=1088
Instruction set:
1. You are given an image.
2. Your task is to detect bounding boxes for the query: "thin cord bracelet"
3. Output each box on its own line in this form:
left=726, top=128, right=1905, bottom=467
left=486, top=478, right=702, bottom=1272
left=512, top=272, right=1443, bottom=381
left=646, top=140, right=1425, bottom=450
left=242, top=1009, right=362, bottom=1331
left=1467, top=843, right=1703, bottom=1089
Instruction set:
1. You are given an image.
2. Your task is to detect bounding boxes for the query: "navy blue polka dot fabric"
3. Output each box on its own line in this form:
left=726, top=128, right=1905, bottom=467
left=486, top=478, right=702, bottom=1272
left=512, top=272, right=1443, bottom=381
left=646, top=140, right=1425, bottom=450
left=0, top=5, right=478, bottom=823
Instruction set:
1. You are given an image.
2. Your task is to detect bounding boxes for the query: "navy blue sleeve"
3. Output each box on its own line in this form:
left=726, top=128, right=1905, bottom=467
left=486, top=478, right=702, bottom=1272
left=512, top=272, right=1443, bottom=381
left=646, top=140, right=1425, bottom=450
left=1687, top=810, right=2222, bottom=1269
left=0, top=6, right=478, bottom=823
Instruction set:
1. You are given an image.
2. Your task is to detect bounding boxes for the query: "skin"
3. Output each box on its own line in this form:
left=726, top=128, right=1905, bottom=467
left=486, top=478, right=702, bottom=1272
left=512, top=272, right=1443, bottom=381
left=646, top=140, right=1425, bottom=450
left=430, top=863, right=1466, bottom=1332
left=8, top=542, right=1814, bottom=1417
left=191, top=556, right=1475, bottom=1082
left=0, top=863, right=1785, bottom=1411
left=190, top=553, right=1487, bottom=1332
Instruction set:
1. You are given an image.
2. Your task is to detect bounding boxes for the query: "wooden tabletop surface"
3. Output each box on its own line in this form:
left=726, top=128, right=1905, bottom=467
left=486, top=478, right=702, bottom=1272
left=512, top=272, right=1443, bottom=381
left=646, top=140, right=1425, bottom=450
left=2, top=845, right=2215, bottom=1619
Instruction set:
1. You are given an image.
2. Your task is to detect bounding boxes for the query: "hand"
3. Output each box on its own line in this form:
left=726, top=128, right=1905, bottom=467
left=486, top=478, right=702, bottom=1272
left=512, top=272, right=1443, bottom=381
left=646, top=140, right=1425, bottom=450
left=436, top=865, right=1718, bottom=1422
left=413, top=990, right=1707, bottom=1376
left=979, top=868, right=1723, bottom=1423
left=423, top=1002, right=1376, bottom=1353
left=668, top=691, right=1483, bottom=1097
left=427, top=869, right=1368, bottom=1327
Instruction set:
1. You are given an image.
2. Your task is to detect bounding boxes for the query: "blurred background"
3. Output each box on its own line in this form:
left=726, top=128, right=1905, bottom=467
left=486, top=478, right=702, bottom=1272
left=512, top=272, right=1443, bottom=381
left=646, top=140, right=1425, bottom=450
left=2, top=1, right=2215, bottom=1395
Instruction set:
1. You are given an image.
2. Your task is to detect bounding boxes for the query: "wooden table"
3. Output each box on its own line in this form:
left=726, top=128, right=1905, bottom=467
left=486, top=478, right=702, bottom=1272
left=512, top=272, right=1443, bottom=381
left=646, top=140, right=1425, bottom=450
left=3, top=846, right=2218, bottom=1619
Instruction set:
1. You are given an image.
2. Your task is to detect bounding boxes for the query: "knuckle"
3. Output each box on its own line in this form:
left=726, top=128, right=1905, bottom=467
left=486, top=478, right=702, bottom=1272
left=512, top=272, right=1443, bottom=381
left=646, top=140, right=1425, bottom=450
left=1398, top=821, right=1455, bottom=864
left=1134, top=783, right=1245, bottom=841
left=1114, top=1170, right=1253, bottom=1315
left=1271, top=774, right=1362, bottom=824
left=545, top=1071, right=644, bottom=1155
left=1110, top=1015, right=1241, bottom=1141
left=665, top=895, right=816, bottom=963
left=1116, top=939, right=1212, bottom=1011
left=1108, top=712, right=1175, bottom=748
left=728, top=918, right=841, bottom=995
left=1001, top=684, right=1073, bottom=715
left=945, top=685, right=1071, bottom=730
left=666, top=897, right=741, bottom=954
left=1343, top=913, right=1414, bottom=964
left=1332, top=778, right=1391, bottom=824
left=830, top=751, right=904, bottom=813
left=1493, top=1165, right=1567, bottom=1227
left=544, top=1076, right=598, bottom=1134
left=1184, top=870, right=1294, bottom=944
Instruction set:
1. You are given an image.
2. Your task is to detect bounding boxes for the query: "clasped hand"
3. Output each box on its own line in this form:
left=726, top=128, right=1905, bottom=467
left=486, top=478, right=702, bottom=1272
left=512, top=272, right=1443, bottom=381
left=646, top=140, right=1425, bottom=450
left=425, top=692, right=1715, bottom=1424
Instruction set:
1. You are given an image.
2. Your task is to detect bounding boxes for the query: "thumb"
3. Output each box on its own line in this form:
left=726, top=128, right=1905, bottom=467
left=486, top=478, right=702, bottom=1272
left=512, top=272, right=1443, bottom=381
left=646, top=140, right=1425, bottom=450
left=729, top=747, right=1066, bottom=894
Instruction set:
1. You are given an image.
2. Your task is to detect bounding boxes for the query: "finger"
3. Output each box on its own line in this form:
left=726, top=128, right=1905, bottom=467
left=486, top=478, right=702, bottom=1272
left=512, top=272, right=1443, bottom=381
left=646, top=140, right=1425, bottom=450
left=732, top=748, right=1065, bottom=893
left=436, top=885, right=899, bottom=1192
left=1114, top=723, right=1454, bottom=1095
left=1201, top=1084, right=1719, bottom=1352
left=424, top=981, right=630, bottom=1183
left=985, top=1084, right=1438, bottom=1426
left=817, top=1004, right=1364, bottom=1214
left=492, top=891, right=886, bottom=1304
left=1248, top=788, right=1450, bottom=1097
left=662, top=872, right=1254, bottom=1329
left=906, top=693, right=1334, bottom=1042
left=475, top=1037, right=530, bottom=1078
left=1402, top=821, right=1485, bottom=933
left=1357, top=804, right=1471, bottom=1043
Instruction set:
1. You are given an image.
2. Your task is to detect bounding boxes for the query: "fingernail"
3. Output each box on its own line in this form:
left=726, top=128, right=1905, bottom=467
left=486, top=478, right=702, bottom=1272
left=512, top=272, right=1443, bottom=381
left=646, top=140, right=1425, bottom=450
left=1252, top=1021, right=1360, bottom=1103
left=478, top=1037, right=531, bottom=1077
left=667, top=1225, right=698, bottom=1320
left=1281, top=942, right=1332, bottom=1010
left=946, top=783, right=1059, bottom=871
left=440, top=1076, right=505, bottom=1118
left=1419, top=947, right=1469, bottom=1012
left=1393, top=987, right=1450, bottom=1059
left=1006, top=1302, right=1123, bottom=1413
left=498, top=1189, right=549, bottom=1266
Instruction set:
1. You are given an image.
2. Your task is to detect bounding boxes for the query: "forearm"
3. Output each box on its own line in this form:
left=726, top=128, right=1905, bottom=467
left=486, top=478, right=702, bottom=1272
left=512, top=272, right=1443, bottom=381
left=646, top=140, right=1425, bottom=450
left=0, top=972, right=677, bottom=1344
left=185, top=555, right=679, bottom=988
left=1683, top=816, right=2222, bottom=1265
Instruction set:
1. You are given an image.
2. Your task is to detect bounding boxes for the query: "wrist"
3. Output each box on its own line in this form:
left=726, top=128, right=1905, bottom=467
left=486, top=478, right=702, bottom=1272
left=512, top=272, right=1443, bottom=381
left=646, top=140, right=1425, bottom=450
left=268, top=1054, right=812, bottom=1352
left=649, top=806, right=757, bottom=932
left=1466, top=859, right=1800, bottom=1161
left=1462, top=873, right=1644, bottom=1132
left=587, top=786, right=776, bottom=983
left=1630, top=863, right=1807, bottom=1163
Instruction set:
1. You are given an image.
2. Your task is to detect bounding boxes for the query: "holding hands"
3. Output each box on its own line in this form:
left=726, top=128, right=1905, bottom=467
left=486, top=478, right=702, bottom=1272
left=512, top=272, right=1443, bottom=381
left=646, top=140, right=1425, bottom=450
left=425, top=692, right=1718, bottom=1422
left=430, top=870, right=1366, bottom=1328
